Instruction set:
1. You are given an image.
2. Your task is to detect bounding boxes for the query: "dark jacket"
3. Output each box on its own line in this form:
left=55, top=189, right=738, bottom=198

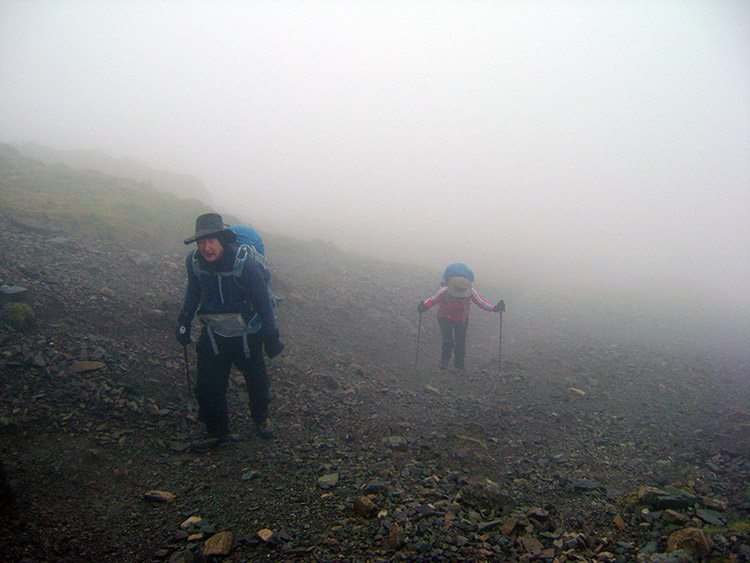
left=179, top=243, right=277, bottom=336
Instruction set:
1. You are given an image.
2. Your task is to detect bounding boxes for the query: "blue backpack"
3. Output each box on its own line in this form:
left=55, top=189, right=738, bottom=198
left=228, top=225, right=269, bottom=282
left=443, top=263, right=474, bottom=283
left=229, top=225, right=265, bottom=256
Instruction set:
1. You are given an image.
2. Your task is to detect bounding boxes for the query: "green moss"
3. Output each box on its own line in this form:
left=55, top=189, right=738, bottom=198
left=3, top=302, right=35, bottom=331
left=617, top=491, right=641, bottom=512
left=729, top=520, right=750, bottom=534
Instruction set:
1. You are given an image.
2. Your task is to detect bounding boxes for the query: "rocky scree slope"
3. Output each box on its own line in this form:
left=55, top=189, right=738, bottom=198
left=0, top=193, right=749, bottom=560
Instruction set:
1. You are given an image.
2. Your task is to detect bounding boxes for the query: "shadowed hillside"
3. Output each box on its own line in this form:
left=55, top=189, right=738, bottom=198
left=0, top=150, right=748, bottom=562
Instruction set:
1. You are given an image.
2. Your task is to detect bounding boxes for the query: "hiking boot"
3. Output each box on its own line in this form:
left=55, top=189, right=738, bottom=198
left=189, top=433, right=228, bottom=453
left=253, top=419, right=274, bottom=439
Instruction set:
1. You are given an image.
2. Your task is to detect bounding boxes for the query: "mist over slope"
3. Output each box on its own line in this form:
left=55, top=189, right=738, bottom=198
left=4, top=141, right=747, bottom=360
left=1, top=145, right=749, bottom=561
left=258, top=213, right=750, bottom=360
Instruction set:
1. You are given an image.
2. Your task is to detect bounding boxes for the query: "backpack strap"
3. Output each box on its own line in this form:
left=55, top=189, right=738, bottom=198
left=234, top=244, right=267, bottom=275
left=192, top=246, right=254, bottom=280
left=190, top=249, right=203, bottom=277
left=232, top=246, right=264, bottom=340
left=233, top=245, right=250, bottom=278
left=191, top=249, right=236, bottom=279
left=248, top=245, right=267, bottom=269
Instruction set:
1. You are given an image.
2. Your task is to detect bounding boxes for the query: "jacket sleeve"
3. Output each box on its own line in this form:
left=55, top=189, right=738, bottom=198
left=470, top=287, right=495, bottom=312
left=239, top=259, right=278, bottom=335
left=179, top=251, right=201, bottom=325
left=423, top=286, right=447, bottom=309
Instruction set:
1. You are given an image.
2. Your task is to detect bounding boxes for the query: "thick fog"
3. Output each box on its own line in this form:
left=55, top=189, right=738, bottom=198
left=1, top=1, right=748, bottom=354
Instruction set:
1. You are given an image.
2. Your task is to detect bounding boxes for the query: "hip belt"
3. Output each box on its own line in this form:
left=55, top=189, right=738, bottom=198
left=198, top=313, right=261, bottom=357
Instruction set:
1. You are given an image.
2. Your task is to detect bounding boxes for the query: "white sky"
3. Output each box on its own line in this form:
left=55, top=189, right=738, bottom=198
left=1, top=1, right=749, bottom=319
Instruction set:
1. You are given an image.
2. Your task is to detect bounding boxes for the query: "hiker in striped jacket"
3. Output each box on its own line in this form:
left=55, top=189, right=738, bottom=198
left=418, top=263, right=505, bottom=371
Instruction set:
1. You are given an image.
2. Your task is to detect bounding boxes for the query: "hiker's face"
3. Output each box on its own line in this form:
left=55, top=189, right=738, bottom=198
left=197, top=237, right=224, bottom=262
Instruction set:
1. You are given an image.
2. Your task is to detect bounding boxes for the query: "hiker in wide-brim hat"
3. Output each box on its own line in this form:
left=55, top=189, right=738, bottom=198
left=183, top=213, right=237, bottom=245
left=176, top=212, right=284, bottom=452
left=417, top=263, right=505, bottom=371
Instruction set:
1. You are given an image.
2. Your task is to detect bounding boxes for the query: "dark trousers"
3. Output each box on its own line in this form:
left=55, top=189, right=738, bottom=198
left=195, top=330, right=269, bottom=437
left=438, top=317, right=469, bottom=368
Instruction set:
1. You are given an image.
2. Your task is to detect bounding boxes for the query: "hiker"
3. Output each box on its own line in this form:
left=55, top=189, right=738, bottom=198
left=417, top=263, right=505, bottom=371
left=176, top=213, right=284, bottom=451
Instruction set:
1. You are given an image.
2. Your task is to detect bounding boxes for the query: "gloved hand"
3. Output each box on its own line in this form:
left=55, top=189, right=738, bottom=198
left=176, top=324, right=191, bottom=346
left=264, top=329, right=285, bottom=359
left=417, top=301, right=428, bottom=313
left=492, top=300, right=506, bottom=313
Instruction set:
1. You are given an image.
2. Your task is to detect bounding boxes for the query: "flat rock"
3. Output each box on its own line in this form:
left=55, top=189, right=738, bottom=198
left=385, top=436, right=408, bottom=451
left=0, top=285, right=28, bottom=301
left=69, top=360, right=106, bottom=373
left=143, top=490, right=175, bottom=503
left=317, top=473, right=339, bottom=489
left=203, top=531, right=233, bottom=556
left=257, top=528, right=275, bottom=543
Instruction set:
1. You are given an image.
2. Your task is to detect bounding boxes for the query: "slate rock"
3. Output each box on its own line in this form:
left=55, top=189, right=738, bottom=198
left=638, top=486, right=667, bottom=505
left=385, top=436, right=408, bottom=451
left=317, top=473, right=339, bottom=489
left=353, top=495, right=377, bottom=518
left=143, top=490, right=175, bottom=502
left=257, top=528, right=276, bottom=543
left=662, top=509, right=690, bottom=523
left=459, top=479, right=510, bottom=512
left=168, top=549, right=195, bottom=563
left=203, top=531, right=233, bottom=556
left=477, top=518, right=504, bottom=533
left=313, top=372, right=339, bottom=390
left=518, top=535, right=543, bottom=555
left=241, top=470, right=261, bottom=481
left=667, top=527, right=713, bottom=559
left=69, top=360, right=106, bottom=373
left=180, top=516, right=203, bottom=530
left=571, top=478, right=604, bottom=493
left=362, top=479, right=389, bottom=495
left=0, top=285, right=28, bottom=299
left=638, top=551, right=696, bottom=563
left=695, top=508, right=723, bottom=526
left=126, top=250, right=154, bottom=266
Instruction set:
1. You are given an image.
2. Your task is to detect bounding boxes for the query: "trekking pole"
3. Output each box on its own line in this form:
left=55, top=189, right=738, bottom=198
left=414, top=311, right=423, bottom=371
left=497, top=310, right=504, bottom=372
left=182, top=344, right=192, bottom=399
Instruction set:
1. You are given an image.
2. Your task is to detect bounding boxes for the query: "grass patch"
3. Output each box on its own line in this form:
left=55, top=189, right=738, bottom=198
left=0, top=143, right=211, bottom=251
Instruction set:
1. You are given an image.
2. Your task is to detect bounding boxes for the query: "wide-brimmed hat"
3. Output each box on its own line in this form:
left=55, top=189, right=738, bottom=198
left=183, top=213, right=236, bottom=245
left=446, top=275, right=472, bottom=298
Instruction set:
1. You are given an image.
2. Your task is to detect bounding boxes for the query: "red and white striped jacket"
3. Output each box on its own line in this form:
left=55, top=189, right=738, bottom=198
left=422, top=286, right=495, bottom=321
